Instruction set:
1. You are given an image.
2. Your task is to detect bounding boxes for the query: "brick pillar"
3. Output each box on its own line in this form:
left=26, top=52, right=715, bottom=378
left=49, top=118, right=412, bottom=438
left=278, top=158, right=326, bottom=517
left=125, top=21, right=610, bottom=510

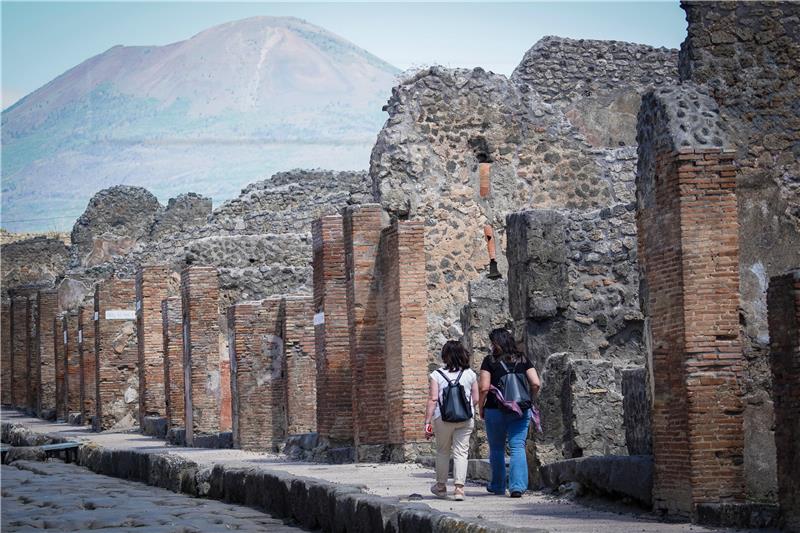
left=343, top=205, right=388, bottom=453
left=284, top=296, right=317, bottom=434
left=54, top=315, right=66, bottom=420
left=381, top=220, right=429, bottom=455
left=767, top=270, right=800, bottom=531
left=220, top=348, right=232, bottom=433
left=637, top=89, right=745, bottom=518
left=136, top=265, right=171, bottom=424
left=37, top=290, right=58, bottom=417
left=78, top=305, right=96, bottom=424
left=162, top=296, right=184, bottom=429
left=10, top=296, right=28, bottom=408
left=1, top=301, right=11, bottom=406
left=312, top=215, right=353, bottom=443
left=64, top=311, right=81, bottom=416
left=181, top=266, right=221, bottom=445
left=228, top=298, right=286, bottom=450
left=25, top=293, right=39, bottom=413
left=94, top=279, right=139, bottom=431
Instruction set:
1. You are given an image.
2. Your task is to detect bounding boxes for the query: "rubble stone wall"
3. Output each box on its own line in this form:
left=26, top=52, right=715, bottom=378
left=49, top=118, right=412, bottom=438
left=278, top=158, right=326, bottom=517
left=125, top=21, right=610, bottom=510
left=94, top=279, right=139, bottom=431
left=1, top=237, right=68, bottom=297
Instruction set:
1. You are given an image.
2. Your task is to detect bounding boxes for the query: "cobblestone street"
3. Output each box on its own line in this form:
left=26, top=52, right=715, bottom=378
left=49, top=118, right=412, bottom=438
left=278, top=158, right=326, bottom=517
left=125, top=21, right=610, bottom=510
left=1, top=460, right=306, bottom=532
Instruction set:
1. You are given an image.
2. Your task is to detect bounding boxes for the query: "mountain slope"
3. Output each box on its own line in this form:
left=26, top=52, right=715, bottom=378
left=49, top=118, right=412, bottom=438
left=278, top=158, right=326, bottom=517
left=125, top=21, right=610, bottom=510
left=2, top=17, right=399, bottom=232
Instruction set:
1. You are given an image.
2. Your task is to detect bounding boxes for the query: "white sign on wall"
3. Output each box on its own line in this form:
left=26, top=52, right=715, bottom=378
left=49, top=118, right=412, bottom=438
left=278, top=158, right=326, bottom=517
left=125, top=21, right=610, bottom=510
left=105, top=309, right=136, bottom=320
left=63, top=331, right=67, bottom=344
left=313, top=312, right=325, bottom=326
left=136, top=300, right=142, bottom=312
left=93, top=311, right=99, bottom=322
left=78, top=330, right=83, bottom=344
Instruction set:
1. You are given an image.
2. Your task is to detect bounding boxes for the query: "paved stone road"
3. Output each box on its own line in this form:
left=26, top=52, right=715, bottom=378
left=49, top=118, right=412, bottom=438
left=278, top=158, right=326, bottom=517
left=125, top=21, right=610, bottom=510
left=1, top=460, right=306, bottom=532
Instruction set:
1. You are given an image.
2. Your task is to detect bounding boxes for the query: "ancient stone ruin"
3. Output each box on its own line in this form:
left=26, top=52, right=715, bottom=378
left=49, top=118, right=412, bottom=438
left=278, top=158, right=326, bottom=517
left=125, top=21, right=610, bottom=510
left=1, top=1, right=797, bottom=529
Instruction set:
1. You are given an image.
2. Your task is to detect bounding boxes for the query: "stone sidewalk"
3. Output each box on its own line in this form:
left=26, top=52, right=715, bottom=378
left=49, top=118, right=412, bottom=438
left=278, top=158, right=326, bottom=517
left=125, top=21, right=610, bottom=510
left=0, top=409, right=763, bottom=533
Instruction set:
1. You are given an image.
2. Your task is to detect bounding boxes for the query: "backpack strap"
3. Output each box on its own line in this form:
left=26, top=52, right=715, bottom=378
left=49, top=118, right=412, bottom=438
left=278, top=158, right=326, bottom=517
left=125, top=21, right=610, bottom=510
left=498, top=359, right=518, bottom=374
left=436, top=368, right=464, bottom=386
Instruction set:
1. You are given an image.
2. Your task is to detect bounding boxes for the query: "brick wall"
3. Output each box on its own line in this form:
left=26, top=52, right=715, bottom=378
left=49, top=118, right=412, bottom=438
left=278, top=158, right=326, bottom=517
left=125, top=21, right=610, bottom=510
left=36, top=290, right=58, bottom=415
left=220, top=351, right=232, bottom=433
left=25, top=293, right=39, bottom=412
left=65, top=311, right=81, bottom=415
left=94, top=279, right=139, bottom=431
left=78, top=305, right=96, bottom=424
left=637, top=86, right=745, bottom=517
left=54, top=315, right=66, bottom=420
left=228, top=298, right=286, bottom=450
left=136, top=265, right=171, bottom=423
left=312, top=215, right=353, bottom=443
left=162, top=296, right=184, bottom=429
left=343, top=205, right=389, bottom=450
left=1, top=301, right=10, bottom=405
left=181, top=265, right=221, bottom=444
left=381, top=220, right=428, bottom=451
left=10, top=296, right=28, bottom=408
left=767, top=270, right=800, bottom=531
left=283, top=296, right=317, bottom=434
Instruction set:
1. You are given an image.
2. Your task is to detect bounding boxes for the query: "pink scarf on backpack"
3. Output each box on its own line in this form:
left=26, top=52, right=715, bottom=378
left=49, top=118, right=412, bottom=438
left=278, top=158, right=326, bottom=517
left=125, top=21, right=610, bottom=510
left=489, top=385, right=542, bottom=433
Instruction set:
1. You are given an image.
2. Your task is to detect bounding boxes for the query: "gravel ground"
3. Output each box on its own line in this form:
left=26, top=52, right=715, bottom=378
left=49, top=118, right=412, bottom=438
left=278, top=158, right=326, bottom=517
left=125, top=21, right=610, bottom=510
left=1, top=460, right=307, bottom=532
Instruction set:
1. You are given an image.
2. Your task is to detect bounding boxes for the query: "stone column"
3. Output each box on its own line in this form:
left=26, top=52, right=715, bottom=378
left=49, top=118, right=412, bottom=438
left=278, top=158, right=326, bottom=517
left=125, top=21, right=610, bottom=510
left=1, top=301, right=11, bottom=406
left=94, top=279, right=139, bottom=431
left=78, top=305, right=96, bottom=425
left=65, top=311, right=81, bottom=418
left=162, top=296, right=184, bottom=429
left=37, top=290, right=58, bottom=418
left=228, top=298, right=285, bottom=451
left=181, top=265, right=221, bottom=445
left=767, top=269, right=800, bottom=531
left=54, top=315, right=66, bottom=420
left=10, top=295, right=29, bottom=408
left=343, top=205, right=389, bottom=457
left=25, top=293, right=39, bottom=413
left=283, top=296, right=317, bottom=435
left=136, top=265, right=171, bottom=424
left=381, top=220, right=429, bottom=459
left=637, top=86, right=744, bottom=518
left=312, top=215, right=353, bottom=443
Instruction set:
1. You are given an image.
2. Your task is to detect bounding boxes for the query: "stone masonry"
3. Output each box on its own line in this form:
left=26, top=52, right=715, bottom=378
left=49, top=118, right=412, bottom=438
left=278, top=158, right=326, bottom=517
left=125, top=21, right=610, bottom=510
left=54, top=315, right=66, bottom=420
left=36, top=290, right=58, bottom=418
left=10, top=296, right=28, bottom=408
left=136, top=265, right=173, bottom=423
left=381, top=220, right=429, bottom=459
left=228, top=298, right=286, bottom=451
left=161, top=296, right=184, bottom=429
left=181, top=265, right=221, bottom=445
left=767, top=270, right=800, bottom=531
left=64, top=311, right=81, bottom=416
left=636, top=85, right=744, bottom=518
left=94, top=279, right=139, bottom=431
left=283, top=295, right=317, bottom=435
left=343, top=204, right=389, bottom=454
left=78, top=305, right=96, bottom=424
left=1, top=301, right=11, bottom=405
left=312, top=215, right=353, bottom=444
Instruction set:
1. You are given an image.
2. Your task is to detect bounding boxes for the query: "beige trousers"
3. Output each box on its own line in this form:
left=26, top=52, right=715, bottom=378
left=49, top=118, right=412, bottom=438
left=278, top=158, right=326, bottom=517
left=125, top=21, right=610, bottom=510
left=434, top=417, right=475, bottom=485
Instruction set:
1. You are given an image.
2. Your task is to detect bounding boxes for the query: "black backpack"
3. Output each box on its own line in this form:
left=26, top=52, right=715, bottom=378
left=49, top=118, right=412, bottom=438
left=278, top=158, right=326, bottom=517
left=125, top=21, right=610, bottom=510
left=498, top=360, right=532, bottom=412
left=436, top=369, right=472, bottom=422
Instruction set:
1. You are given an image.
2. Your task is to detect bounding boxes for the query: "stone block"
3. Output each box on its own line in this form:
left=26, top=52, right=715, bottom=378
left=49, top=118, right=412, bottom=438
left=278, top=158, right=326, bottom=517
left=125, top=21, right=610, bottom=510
left=142, top=416, right=168, bottom=438
left=621, top=366, right=651, bottom=456
left=539, top=455, right=653, bottom=506
left=94, top=279, right=139, bottom=431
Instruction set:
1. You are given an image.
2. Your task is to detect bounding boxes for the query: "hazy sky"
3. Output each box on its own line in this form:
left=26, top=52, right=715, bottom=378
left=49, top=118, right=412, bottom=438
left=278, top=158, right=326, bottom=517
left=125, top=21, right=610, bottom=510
left=2, top=1, right=687, bottom=109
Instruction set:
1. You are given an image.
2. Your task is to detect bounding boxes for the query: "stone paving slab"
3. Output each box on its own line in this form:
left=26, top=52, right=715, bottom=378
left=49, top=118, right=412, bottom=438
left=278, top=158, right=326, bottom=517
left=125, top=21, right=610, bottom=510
left=0, top=409, right=771, bottom=533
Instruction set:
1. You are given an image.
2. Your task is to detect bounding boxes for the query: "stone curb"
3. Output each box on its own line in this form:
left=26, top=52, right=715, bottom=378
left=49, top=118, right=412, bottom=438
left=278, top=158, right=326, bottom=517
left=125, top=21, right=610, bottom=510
left=1, top=421, right=545, bottom=533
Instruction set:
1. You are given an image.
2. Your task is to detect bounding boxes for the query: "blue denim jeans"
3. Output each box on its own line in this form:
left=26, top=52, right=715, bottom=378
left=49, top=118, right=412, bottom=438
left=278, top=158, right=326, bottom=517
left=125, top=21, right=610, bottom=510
left=484, top=408, right=530, bottom=494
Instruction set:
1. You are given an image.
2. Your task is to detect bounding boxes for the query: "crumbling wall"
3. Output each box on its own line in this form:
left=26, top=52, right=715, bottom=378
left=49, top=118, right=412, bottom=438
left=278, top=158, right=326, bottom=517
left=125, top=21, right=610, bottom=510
left=371, top=37, right=677, bottom=360
left=1, top=237, right=68, bottom=297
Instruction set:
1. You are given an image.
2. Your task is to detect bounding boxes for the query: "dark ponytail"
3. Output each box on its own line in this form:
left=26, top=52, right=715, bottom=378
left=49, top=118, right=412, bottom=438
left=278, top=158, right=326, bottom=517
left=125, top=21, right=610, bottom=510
left=488, top=328, right=526, bottom=364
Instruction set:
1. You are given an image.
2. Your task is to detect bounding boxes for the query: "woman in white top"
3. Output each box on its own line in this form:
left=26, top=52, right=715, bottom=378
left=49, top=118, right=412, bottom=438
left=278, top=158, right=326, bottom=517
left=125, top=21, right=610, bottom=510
left=424, top=340, right=479, bottom=501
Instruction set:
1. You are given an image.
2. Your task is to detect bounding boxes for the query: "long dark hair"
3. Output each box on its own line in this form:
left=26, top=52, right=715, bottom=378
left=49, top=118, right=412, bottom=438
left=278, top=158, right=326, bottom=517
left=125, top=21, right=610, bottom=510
left=488, top=328, right=526, bottom=364
left=441, top=340, right=470, bottom=372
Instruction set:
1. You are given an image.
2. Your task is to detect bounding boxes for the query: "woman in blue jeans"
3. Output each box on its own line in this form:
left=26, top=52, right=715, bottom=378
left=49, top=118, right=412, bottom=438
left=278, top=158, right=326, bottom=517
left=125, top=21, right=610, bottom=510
left=478, top=329, right=540, bottom=497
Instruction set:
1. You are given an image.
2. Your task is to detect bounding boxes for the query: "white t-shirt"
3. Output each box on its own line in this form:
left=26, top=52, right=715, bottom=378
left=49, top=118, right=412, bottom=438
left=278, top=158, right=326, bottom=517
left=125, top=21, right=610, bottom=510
left=430, top=367, right=478, bottom=421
